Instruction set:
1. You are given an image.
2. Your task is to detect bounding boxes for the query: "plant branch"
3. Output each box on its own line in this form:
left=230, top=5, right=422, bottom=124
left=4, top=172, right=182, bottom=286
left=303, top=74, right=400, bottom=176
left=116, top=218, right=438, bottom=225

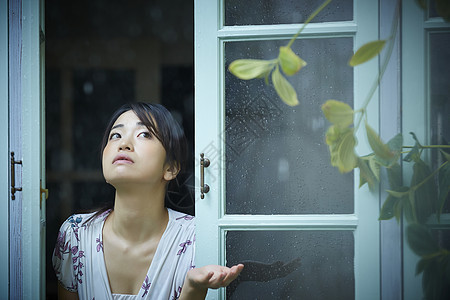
left=413, top=161, right=448, bottom=191
left=403, top=145, right=450, bottom=149
left=354, top=0, right=400, bottom=131
left=286, top=0, right=332, bottom=48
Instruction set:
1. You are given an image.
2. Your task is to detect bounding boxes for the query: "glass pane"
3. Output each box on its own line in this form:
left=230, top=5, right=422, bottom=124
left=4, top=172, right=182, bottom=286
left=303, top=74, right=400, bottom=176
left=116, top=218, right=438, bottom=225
left=429, top=32, right=450, bottom=213
left=225, top=38, right=354, bottom=214
left=225, top=0, right=353, bottom=26
left=226, top=230, right=355, bottom=299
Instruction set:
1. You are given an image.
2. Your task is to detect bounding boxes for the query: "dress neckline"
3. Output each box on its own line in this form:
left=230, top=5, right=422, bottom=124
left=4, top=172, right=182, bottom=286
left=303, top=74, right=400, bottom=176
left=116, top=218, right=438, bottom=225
left=99, top=208, right=173, bottom=297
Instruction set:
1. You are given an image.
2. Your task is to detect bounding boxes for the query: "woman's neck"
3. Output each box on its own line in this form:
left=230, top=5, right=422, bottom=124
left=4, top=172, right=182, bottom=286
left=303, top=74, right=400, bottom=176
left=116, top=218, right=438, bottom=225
left=107, top=183, right=169, bottom=244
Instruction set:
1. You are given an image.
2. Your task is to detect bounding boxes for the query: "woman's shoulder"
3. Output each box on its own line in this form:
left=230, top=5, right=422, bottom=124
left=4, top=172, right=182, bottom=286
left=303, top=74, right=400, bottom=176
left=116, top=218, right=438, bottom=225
left=168, top=208, right=195, bottom=227
left=59, top=210, right=110, bottom=233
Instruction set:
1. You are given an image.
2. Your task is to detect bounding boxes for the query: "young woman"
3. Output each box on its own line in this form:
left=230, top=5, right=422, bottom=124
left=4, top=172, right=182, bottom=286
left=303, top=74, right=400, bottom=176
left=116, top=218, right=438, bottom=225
left=53, top=102, right=243, bottom=299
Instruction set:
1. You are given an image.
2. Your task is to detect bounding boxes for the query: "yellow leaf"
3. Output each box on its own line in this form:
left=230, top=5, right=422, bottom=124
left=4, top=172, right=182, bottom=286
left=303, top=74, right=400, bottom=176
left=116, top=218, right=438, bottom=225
left=349, top=40, right=386, bottom=67
left=228, top=59, right=276, bottom=80
left=325, top=126, right=357, bottom=173
left=337, top=130, right=357, bottom=173
left=321, top=100, right=354, bottom=129
left=279, top=46, right=307, bottom=76
left=272, top=66, right=299, bottom=106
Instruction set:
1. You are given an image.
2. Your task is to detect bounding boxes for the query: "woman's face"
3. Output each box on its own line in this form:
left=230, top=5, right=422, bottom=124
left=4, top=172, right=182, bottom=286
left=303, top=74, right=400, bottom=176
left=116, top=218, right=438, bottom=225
left=102, top=110, right=175, bottom=188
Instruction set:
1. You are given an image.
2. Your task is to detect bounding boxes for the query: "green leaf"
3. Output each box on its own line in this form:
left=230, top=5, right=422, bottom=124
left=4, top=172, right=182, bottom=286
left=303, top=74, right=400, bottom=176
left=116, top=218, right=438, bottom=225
left=369, top=155, right=380, bottom=181
left=325, top=126, right=357, bottom=173
left=349, top=40, right=387, bottom=67
left=321, top=100, right=354, bottom=129
left=393, top=196, right=404, bottom=222
left=365, top=122, right=395, bottom=161
left=337, top=130, right=357, bottom=173
left=404, top=143, right=420, bottom=162
left=379, top=194, right=397, bottom=220
left=387, top=188, right=410, bottom=198
left=374, top=134, right=403, bottom=167
left=411, top=159, right=436, bottom=223
left=438, top=162, right=450, bottom=221
left=271, top=66, right=299, bottom=106
left=387, top=133, right=403, bottom=154
left=406, top=224, right=440, bottom=257
left=358, top=157, right=377, bottom=190
left=403, top=192, right=416, bottom=223
left=387, top=163, right=402, bottom=190
left=228, top=59, right=276, bottom=80
left=385, top=185, right=410, bottom=221
left=416, top=257, right=430, bottom=275
left=404, top=132, right=422, bottom=162
left=278, top=46, right=307, bottom=76
left=441, top=149, right=450, bottom=163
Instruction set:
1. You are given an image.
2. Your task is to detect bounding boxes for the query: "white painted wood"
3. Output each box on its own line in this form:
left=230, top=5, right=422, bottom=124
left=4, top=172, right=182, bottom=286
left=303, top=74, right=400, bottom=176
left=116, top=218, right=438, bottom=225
left=379, top=0, right=402, bottom=299
left=0, top=0, right=10, bottom=297
left=195, top=0, right=222, bottom=298
left=353, top=0, right=381, bottom=298
left=9, top=0, right=24, bottom=297
left=217, top=22, right=357, bottom=39
left=402, top=2, right=426, bottom=299
left=21, top=0, right=44, bottom=298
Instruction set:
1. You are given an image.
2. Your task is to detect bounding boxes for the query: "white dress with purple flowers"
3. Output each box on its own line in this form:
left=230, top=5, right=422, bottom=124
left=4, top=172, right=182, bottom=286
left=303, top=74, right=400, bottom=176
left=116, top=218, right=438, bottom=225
left=53, top=208, right=195, bottom=300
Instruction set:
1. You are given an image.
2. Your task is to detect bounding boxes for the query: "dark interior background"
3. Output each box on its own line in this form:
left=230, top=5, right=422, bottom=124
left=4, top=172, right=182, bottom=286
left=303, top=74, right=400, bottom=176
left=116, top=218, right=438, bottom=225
left=45, top=1, right=194, bottom=297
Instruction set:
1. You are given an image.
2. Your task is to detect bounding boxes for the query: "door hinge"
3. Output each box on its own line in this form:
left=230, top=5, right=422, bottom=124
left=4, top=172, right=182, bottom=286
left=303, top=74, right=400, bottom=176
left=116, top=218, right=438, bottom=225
left=40, top=180, right=48, bottom=208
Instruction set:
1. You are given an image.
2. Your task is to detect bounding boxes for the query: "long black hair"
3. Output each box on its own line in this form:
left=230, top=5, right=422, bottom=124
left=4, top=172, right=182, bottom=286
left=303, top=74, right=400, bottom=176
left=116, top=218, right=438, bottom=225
left=91, top=102, right=191, bottom=220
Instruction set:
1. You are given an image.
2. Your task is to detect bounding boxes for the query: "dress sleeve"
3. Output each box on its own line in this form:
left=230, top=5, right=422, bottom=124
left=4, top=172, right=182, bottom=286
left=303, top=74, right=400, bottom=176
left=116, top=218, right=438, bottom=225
left=52, top=216, right=78, bottom=292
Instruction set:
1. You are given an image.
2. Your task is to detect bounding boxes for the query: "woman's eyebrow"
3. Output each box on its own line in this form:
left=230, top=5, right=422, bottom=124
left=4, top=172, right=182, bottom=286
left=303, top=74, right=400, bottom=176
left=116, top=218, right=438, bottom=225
left=111, top=124, right=123, bottom=130
left=111, top=122, right=146, bottom=130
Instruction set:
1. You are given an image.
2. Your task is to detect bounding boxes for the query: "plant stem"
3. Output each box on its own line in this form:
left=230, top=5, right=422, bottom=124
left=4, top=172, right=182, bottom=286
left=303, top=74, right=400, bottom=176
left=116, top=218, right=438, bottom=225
left=354, top=0, right=400, bottom=131
left=286, top=0, right=332, bottom=48
left=403, top=145, right=450, bottom=149
left=413, top=161, right=448, bottom=191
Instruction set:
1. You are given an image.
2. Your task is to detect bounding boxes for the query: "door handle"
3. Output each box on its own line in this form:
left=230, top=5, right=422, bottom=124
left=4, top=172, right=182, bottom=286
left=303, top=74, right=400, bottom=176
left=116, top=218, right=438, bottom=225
left=10, top=152, right=22, bottom=200
left=200, top=153, right=210, bottom=199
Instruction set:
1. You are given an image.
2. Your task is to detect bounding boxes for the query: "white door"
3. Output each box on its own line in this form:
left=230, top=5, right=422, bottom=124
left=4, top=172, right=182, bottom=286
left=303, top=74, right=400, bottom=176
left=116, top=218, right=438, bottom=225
left=0, top=0, right=46, bottom=298
left=195, top=0, right=380, bottom=299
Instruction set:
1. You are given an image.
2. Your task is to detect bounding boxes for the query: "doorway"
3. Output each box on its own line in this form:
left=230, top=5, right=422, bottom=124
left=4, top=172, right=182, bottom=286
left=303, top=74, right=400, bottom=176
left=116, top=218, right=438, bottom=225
left=45, top=1, right=194, bottom=297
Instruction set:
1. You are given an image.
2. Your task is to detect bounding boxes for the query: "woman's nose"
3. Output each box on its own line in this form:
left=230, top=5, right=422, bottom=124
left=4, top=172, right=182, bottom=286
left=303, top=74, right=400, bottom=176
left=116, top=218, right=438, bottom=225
left=118, top=136, right=133, bottom=151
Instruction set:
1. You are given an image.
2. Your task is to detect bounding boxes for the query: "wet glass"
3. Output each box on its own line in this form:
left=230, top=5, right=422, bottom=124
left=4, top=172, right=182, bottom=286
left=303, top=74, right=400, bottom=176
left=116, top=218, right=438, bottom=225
left=225, top=38, right=354, bottom=214
left=225, top=0, right=353, bottom=26
left=226, top=230, right=355, bottom=299
left=429, top=32, right=450, bottom=213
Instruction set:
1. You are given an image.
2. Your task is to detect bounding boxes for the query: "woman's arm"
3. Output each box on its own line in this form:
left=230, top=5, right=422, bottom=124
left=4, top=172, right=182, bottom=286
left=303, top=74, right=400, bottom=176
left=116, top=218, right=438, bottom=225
left=179, top=264, right=244, bottom=300
left=58, top=282, right=79, bottom=300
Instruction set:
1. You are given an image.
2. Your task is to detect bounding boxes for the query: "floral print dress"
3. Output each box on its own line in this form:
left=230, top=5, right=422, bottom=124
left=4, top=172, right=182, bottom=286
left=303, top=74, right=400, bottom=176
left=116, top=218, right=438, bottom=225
left=53, top=208, right=195, bottom=300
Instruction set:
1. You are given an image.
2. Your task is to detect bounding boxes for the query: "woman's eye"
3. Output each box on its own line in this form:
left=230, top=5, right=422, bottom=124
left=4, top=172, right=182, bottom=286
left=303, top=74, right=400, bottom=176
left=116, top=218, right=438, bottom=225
left=138, top=132, right=151, bottom=138
left=109, top=132, right=121, bottom=140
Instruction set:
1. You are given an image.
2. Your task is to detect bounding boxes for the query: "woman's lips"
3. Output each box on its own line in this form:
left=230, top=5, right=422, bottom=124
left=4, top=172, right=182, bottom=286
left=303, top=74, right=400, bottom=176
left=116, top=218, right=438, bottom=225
left=113, top=154, right=134, bottom=164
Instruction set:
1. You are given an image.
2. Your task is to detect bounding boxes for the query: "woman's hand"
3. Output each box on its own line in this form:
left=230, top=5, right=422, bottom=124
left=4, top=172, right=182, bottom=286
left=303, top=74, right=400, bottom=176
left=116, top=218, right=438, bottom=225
left=180, top=264, right=244, bottom=299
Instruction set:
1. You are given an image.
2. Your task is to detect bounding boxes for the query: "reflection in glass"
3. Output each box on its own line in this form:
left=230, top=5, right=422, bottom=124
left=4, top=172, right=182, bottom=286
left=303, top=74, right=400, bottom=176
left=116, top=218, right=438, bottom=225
left=226, top=230, right=354, bottom=299
left=225, top=38, right=354, bottom=214
left=429, top=32, right=450, bottom=213
left=225, top=0, right=353, bottom=26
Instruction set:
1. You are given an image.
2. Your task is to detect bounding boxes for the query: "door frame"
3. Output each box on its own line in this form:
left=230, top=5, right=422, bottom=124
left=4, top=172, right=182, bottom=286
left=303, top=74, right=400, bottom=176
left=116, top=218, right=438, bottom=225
left=2, top=0, right=45, bottom=298
left=0, top=0, right=10, bottom=297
